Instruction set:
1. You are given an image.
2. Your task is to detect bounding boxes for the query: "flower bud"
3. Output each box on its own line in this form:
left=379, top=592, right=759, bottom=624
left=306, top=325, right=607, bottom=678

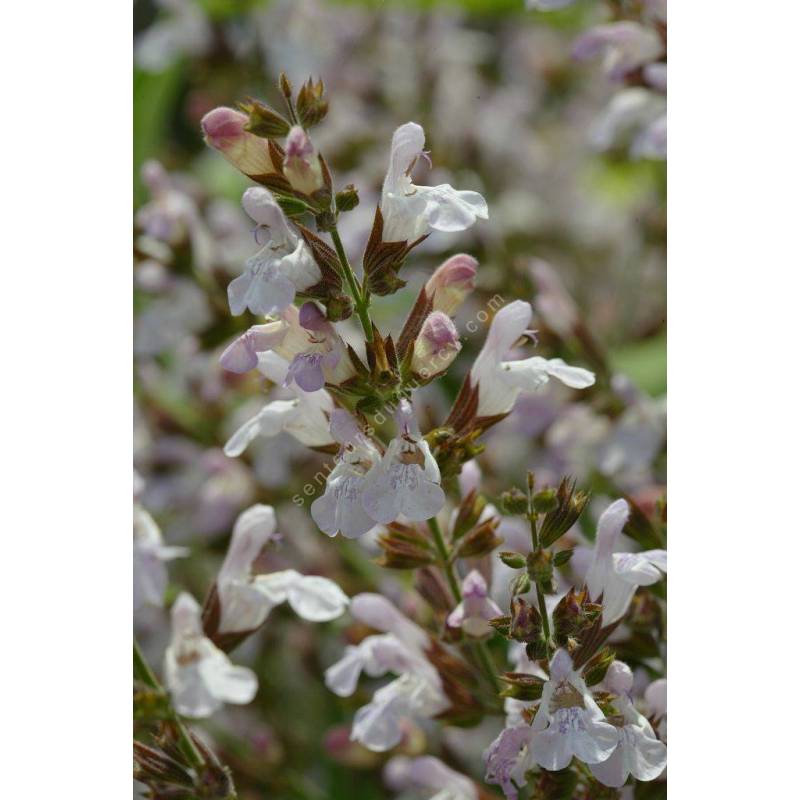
left=377, top=523, right=436, bottom=570
left=509, top=572, right=532, bottom=598
left=533, top=487, right=558, bottom=514
left=201, top=107, right=278, bottom=177
left=526, top=549, right=554, bottom=592
left=335, top=184, right=360, bottom=212
left=283, top=126, right=325, bottom=196
left=538, top=476, right=590, bottom=548
left=296, top=77, right=329, bottom=128
left=242, top=99, right=291, bottom=138
left=552, top=587, right=601, bottom=647
left=500, top=487, right=528, bottom=515
left=582, top=646, right=616, bottom=687
left=411, top=311, right=461, bottom=378
left=499, top=551, right=527, bottom=569
left=425, top=254, right=477, bottom=315
left=323, top=294, right=354, bottom=322
left=454, top=518, right=503, bottom=559
left=499, top=672, right=546, bottom=701
left=414, top=567, right=454, bottom=614
left=509, top=597, right=541, bottom=641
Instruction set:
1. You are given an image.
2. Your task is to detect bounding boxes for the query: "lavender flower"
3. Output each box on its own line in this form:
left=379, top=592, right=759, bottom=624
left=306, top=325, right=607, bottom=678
left=361, top=400, right=446, bottom=524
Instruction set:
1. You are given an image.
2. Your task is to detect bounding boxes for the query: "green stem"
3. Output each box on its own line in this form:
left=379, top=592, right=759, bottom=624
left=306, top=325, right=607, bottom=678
left=527, top=488, right=553, bottom=657
left=133, top=638, right=205, bottom=771
left=536, top=582, right=552, bottom=649
left=427, top=516, right=461, bottom=602
left=427, top=517, right=502, bottom=695
left=329, top=224, right=373, bottom=342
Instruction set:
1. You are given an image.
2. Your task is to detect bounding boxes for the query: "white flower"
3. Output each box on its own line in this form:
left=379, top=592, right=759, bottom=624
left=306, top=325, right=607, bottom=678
left=226, top=188, right=321, bottom=316
left=385, top=755, right=477, bottom=800
left=589, top=662, right=667, bottom=787
left=483, top=725, right=537, bottom=800
left=325, top=596, right=435, bottom=696
left=352, top=673, right=449, bottom=752
left=470, top=301, right=595, bottom=417
left=381, top=122, right=488, bottom=242
left=325, top=593, right=448, bottom=752
left=311, top=410, right=382, bottom=539
left=530, top=649, right=619, bottom=770
left=585, top=499, right=667, bottom=625
left=349, top=592, right=432, bottom=652
left=361, top=399, right=446, bottom=523
left=446, top=570, right=502, bottom=638
left=133, top=504, right=187, bottom=611
left=215, top=504, right=348, bottom=635
left=325, top=633, right=435, bottom=698
left=164, top=592, right=258, bottom=718
left=224, top=352, right=335, bottom=456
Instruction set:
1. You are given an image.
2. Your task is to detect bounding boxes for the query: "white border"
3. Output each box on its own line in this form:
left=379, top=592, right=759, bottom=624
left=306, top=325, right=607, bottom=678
left=670, top=1, right=800, bottom=794
left=1, top=2, right=130, bottom=796
left=2, top=1, right=799, bottom=796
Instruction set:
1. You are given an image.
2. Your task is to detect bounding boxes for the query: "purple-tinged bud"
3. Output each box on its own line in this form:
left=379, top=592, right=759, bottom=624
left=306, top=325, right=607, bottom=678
left=424, top=254, right=477, bottom=315
left=604, top=660, right=634, bottom=696
left=201, top=107, right=277, bottom=177
left=411, top=311, right=461, bottom=378
left=283, top=126, right=325, bottom=195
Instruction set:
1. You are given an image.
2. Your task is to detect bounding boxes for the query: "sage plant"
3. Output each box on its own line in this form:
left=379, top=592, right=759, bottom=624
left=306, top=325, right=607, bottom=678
left=134, top=73, right=666, bottom=800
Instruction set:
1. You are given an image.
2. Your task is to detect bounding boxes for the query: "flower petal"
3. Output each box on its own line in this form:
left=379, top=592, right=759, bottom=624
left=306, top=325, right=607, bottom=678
left=223, top=400, right=298, bottom=457
left=286, top=575, right=349, bottom=622
left=613, top=551, right=664, bottom=585
left=588, top=742, right=626, bottom=788
left=198, top=650, right=258, bottom=705
left=250, top=569, right=302, bottom=606
left=325, top=645, right=367, bottom=697
left=219, top=504, right=277, bottom=582
left=419, top=184, right=488, bottom=232
left=384, top=122, right=426, bottom=192
left=625, top=725, right=667, bottom=782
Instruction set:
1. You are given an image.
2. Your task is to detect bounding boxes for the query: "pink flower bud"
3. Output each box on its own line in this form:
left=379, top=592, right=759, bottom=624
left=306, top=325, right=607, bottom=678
left=283, top=126, right=324, bottom=195
left=201, top=107, right=277, bottom=177
left=411, top=311, right=461, bottom=378
left=424, top=254, right=477, bottom=315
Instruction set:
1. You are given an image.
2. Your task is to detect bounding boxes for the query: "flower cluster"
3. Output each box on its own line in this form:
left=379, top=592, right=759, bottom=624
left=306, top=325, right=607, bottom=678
left=134, top=69, right=666, bottom=800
